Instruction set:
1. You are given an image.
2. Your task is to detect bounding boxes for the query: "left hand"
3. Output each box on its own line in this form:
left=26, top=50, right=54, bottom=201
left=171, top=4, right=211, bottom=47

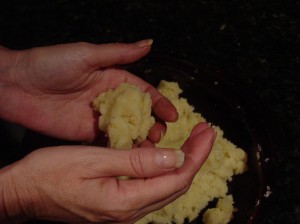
left=0, top=40, right=177, bottom=142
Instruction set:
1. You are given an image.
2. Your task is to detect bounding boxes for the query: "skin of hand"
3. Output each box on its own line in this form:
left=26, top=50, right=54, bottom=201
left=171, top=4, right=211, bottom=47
left=0, top=122, right=215, bottom=224
left=0, top=40, right=177, bottom=143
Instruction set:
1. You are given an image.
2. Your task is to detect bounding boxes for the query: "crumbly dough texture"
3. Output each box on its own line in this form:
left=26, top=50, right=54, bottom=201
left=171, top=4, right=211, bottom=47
left=93, top=83, right=155, bottom=149
left=203, top=195, right=234, bottom=224
left=93, top=81, right=247, bottom=224
left=136, top=81, right=248, bottom=224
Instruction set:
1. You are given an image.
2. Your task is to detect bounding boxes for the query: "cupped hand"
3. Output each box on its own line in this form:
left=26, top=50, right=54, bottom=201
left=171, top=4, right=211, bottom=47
left=0, top=40, right=177, bottom=142
left=2, top=123, right=215, bottom=223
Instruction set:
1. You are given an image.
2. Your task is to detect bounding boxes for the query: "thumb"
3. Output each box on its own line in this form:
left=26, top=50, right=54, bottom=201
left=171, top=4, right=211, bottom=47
left=84, top=39, right=153, bottom=68
left=97, top=147, right=185, bottom=178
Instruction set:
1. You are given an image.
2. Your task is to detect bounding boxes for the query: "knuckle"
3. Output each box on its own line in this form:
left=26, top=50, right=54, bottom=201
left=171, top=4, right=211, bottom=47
left=129, top=150, right=146, bottom=177
left=71, top=42, right=93, bottom=63
left=74, top=42, right=92, bottom=55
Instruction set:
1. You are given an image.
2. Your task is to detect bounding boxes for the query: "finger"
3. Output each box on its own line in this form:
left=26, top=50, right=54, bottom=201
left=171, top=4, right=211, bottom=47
left=147, top=122, right=166, bottom=143
left=180, top=125, right=216, bottom=176
left=83, top=40, right=153, bottom=68
left=139, top=140, right=155, bottom=147
left=189, top=122, right=210, bottom=138
left=114, top=126, right=215, bottom=210
left=87, top=147, right=185, bottom=178
left=152, top=97, right=178, bottom=122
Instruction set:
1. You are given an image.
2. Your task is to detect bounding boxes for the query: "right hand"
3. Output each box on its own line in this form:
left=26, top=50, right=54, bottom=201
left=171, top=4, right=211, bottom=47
left=1, top=123, right=215, bottom=224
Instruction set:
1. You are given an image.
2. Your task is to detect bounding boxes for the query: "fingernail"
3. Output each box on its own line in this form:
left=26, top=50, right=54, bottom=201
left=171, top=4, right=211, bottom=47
left=155, top=149, right=185, bottom=169
left=135, top=39, right=153, bottom=47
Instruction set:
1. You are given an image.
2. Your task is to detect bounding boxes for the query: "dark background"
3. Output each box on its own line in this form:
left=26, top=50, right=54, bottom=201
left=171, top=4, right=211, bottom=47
left=0, top=1, right=299, bottom=223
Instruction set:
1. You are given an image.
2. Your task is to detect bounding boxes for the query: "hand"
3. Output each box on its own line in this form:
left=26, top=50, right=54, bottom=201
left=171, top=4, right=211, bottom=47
left=0, top=40, right=177, bottom=142
left=0, top=123, right=215, bottom=223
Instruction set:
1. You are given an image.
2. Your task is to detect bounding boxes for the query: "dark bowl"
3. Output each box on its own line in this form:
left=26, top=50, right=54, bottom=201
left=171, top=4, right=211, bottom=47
left=0, top=57, right=280, bottom=224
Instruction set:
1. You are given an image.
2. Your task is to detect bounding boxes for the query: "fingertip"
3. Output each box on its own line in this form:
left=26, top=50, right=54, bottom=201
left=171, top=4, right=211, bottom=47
left=194, top=126, right=216, bottom=149
left=189, top=122, right=210, bottom=138
left=153, top=98, right=178, bottom=122
left=168, top=108, right=179, bottom=122
left=148, top=122, right=166, bottom=143
left=134, top=39, right=154, bottom=47
left=205, top=127, right=217, bottom=144
left=181, top=126, right=215, bottom=170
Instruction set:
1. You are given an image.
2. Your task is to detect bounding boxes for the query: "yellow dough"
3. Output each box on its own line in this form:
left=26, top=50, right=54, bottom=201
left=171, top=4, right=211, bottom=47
left=203, top=195, right=234, bottom=224
left=93, top=83, right=155, bottom=149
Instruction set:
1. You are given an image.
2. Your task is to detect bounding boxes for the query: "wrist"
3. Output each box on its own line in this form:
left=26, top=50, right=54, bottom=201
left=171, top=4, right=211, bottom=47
left=0, top=163, right=31, bottom=223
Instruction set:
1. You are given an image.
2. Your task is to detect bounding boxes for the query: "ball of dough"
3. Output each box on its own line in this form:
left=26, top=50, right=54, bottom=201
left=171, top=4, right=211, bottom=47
left=93, top=83, right=155, bottom=149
